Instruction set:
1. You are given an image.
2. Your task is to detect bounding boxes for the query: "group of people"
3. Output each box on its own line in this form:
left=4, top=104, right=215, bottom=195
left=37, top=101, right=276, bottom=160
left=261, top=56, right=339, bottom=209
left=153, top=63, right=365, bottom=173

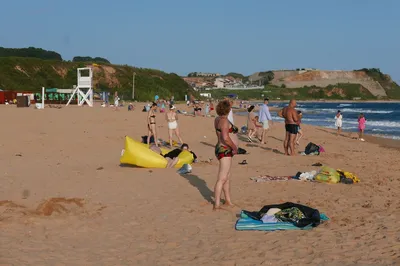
left=335, top=110, right=367, bottom=141
left=146, top=102, right=184, bottom=148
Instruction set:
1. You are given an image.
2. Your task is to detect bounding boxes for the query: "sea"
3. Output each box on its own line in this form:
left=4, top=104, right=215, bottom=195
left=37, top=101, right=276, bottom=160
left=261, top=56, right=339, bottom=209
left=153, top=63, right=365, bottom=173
left=243, top=102, right=400, bottom=140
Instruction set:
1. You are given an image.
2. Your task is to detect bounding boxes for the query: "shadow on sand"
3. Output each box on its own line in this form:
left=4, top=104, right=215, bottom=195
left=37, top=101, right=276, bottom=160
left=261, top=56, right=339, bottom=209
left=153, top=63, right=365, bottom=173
left=179, top=173, right=214, bottom=203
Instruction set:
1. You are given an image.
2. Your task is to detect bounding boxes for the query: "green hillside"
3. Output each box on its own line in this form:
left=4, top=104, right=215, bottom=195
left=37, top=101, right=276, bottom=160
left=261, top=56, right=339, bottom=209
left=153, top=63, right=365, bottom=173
left=0, top=57, right=194, bottom=101
left=208, top=83, right=377, bottom=101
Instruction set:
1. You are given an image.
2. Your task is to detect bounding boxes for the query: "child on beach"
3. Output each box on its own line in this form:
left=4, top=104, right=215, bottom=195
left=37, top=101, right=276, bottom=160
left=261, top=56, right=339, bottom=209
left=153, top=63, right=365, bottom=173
left=358, top=113, right=366, bottom=141
left=295, top=110, right=303, bottom=145
left=335, top=110, right=343, bottom=135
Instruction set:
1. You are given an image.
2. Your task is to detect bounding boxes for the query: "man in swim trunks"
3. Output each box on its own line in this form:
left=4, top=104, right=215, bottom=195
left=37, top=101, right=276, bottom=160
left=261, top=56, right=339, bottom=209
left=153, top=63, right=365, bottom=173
left=282, top=99, right=299, bottom=156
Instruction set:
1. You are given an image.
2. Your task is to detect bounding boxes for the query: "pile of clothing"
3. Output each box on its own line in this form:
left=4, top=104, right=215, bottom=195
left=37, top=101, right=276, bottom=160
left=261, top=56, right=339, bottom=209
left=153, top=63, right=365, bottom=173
left=242, top=202, right=324, bottom=228
left=293, top=166, right=360, bottom=184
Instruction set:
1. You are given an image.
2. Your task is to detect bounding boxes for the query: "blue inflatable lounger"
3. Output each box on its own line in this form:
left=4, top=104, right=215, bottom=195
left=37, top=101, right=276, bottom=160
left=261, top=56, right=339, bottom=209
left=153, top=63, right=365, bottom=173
left=235, top=202, right=330, bottom=231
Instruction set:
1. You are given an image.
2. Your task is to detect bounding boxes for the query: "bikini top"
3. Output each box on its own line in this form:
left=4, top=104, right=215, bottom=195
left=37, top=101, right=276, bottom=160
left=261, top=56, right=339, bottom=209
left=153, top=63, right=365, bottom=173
left=216, top=120, right=238, bottom=134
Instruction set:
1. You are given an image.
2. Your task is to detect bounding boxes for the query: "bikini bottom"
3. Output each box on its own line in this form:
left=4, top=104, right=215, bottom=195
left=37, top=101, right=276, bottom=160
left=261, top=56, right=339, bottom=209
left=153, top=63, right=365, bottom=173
left=215, top=143, right=234, bottom=160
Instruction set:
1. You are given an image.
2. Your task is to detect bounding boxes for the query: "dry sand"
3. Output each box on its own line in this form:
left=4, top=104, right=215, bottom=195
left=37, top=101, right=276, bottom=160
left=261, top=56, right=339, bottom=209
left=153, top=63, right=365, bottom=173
left=1, top=103, right=399, bottom=266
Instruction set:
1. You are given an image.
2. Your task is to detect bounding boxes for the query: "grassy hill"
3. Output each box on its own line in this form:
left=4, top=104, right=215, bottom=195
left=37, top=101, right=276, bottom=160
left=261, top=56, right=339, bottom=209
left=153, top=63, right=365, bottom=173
left=0, top=57, right=194, bottom=101
left=208, top=83, right=377, bottom=101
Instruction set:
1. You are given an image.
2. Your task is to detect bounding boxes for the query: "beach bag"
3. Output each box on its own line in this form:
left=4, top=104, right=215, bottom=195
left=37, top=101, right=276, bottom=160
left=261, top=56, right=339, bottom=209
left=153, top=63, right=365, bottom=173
left=315, top=166, right=340, bottom=184
left=305, top=142, right=320, bottom=155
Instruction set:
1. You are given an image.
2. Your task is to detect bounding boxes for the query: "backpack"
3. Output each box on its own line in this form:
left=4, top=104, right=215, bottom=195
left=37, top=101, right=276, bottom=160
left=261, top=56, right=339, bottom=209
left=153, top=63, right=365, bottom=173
left=305, top=142, right=320, bottom=155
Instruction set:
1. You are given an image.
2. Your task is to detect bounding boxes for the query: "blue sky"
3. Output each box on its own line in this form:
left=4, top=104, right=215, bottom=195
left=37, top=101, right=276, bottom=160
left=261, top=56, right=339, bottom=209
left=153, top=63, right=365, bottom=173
left=1, top=0, right=399, bottom=81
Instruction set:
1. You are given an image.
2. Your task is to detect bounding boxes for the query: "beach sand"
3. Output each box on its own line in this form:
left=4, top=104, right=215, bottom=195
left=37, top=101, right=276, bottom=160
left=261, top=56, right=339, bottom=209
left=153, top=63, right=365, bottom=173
left=1, top=103, right=399, bottom=265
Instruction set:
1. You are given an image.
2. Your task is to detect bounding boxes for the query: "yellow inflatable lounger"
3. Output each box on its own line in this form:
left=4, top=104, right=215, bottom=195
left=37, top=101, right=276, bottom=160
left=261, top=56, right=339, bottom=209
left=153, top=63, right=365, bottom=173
left=120, top=136, right=194, bottom=168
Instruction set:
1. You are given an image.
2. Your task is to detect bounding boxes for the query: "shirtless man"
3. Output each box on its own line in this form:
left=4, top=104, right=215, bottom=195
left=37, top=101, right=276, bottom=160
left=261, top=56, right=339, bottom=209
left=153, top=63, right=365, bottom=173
left=282, top=99, right=299, bottom=156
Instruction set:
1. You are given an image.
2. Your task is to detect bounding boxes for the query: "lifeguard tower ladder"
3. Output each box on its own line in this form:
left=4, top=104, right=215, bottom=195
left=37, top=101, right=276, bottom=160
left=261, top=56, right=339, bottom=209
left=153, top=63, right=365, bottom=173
left=66, top=67, right=93, bottom=107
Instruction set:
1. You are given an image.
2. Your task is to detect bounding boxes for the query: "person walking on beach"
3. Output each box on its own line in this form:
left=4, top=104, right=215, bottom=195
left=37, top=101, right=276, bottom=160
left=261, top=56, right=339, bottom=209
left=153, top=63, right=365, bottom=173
left=147, top=102, right=159, bottom=146
left=213, top=99, right=238, bottom=210
left=258, top=98, right=273, bottom=144
left=335, top=110, right=343, bottom=135
left=281, top=99, right=299, bottom=156
left=227, top=99, right=240, bottom=148
left=165, top=105, right=184, bottom=147
left=246, top=105, right=257, bottom=142
left=358, top=113, right=366, bottom=141
left=295, top=110, right=303, bottom=146
left=114, top=91, right=120, bottom=111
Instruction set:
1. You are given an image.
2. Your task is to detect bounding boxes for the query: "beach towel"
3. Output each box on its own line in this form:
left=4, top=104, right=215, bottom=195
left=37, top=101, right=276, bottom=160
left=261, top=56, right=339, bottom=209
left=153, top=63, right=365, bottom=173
left=250, top=176, right=292, bottom=182
left=241, top=202, right=323, bottom=228
left=235, top=211, right=329, bottom=231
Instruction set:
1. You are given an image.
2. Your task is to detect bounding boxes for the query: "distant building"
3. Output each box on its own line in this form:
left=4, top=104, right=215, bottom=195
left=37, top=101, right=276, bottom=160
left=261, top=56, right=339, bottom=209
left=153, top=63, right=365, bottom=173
left=200, top=92, right=212, bottom=98
left=214, top=78, right=225, bottom=88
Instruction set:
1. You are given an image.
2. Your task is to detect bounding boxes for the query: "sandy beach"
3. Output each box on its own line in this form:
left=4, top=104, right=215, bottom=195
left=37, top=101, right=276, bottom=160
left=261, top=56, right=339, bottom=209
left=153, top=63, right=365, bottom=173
left=1, top=103, right=399, bottom=265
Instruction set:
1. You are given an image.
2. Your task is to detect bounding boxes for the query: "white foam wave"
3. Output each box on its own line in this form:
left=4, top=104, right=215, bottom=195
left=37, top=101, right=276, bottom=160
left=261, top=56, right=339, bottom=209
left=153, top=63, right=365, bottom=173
left=337, top=103, right=352, bottom=107
left=372, top=134, right=400, bottom=140
left=299, top=108, right=393, bottom=114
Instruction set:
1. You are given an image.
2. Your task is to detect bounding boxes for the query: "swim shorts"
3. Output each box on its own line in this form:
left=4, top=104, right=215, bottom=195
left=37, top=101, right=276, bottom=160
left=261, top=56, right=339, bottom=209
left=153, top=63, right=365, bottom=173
left=285, top=124, right=298, bottom=134
left=262, top=120, right=269, bottom=129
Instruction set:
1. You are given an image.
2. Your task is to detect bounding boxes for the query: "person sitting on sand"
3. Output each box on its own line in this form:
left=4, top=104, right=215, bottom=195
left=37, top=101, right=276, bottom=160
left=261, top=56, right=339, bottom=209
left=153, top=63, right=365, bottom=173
left=165, top=105, right=184, bottom=147
left=213, top=99, right=238, bottom=210
left=281, top=99, right=299, bottom=156
left=295, top=110, right=304, bottom=146
left=147, top=102, right=159, bottom=146
left=358, top=113, right=366, bottom=142
left=163, top=143, right=197, bottom=168
left=335, top=110, right=343, bottom=136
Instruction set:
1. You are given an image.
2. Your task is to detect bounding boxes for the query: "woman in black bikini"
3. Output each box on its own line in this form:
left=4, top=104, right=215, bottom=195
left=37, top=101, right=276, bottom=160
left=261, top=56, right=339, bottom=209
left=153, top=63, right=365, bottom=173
left=147, top=102, right=158, bottom=146
left=213, top=100, right=238, bottom=210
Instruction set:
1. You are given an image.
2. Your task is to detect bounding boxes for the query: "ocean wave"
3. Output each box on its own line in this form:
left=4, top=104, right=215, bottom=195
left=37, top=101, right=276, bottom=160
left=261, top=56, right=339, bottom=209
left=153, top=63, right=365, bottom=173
left=337, top=103, right=352, bottom=107
left=299, top=108, right=393, bottom=114
left=372, top=134, right=400, bottom=140
left=345, top=120, right=400, bottom=128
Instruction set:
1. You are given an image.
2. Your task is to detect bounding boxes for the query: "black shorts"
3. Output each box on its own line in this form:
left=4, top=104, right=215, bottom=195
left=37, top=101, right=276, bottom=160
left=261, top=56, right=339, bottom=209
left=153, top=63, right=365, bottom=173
left=285, top=124, right=299, bottom=134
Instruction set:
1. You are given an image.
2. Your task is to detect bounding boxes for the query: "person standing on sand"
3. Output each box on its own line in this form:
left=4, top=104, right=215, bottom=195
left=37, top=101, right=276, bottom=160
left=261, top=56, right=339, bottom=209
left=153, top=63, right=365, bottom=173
left=281, top=99, right=299, bottom=156
left=335, top=110, right=343, bottom=135
left=114, top=91, right=119, bottom=111
left=165, top=105, right=184, bottom=147
left=246, top=105, right=256, bottom=141
left=147, top=102, right=159, bottom=146
left=213, top=100, right=238, bottom=210
left=358, top=113, right=366, bottom=142
left=258, top=98, right=273, bottom=144
left=227, top=99, right=239, bottom=148
left=295, top=110, right=303, bottom=146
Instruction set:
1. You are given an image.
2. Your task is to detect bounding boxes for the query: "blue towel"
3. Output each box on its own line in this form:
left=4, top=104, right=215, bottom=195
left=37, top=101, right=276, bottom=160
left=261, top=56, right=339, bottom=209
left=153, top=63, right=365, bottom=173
left=235, top=211, right=329, bottom=231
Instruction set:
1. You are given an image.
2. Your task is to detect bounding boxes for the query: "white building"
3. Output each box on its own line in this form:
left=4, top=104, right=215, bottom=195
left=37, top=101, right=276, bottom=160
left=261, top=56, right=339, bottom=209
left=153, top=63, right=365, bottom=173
left=200, top=92, right=212, bottom=98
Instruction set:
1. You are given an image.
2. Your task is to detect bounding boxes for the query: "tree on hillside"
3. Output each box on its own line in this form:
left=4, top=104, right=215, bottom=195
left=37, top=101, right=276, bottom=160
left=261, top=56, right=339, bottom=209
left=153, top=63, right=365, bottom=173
left=0, top=47, right=62, bottom=61
left=188, top=72, right=198, bottom=77
left=72, top=56, right=110, bottom=64
left=225, top=72, right=245, bottom=79
left=259, top=71, right=274, bottom=85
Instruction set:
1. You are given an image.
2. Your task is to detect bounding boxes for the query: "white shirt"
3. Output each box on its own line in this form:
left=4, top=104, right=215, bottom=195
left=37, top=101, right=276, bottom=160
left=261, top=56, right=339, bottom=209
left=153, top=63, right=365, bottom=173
left=228, top=109, right=234, bottom=124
